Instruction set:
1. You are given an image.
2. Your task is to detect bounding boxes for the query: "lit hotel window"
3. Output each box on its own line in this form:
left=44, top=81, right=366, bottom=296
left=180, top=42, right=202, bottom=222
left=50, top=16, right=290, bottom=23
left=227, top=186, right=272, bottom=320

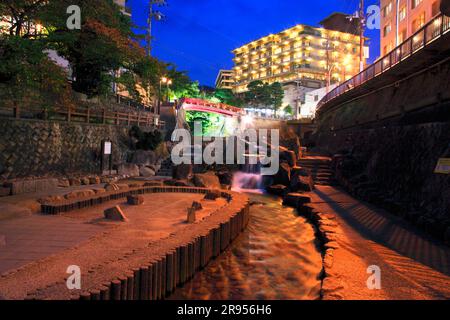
left=412, top=0, right=423, bottom=9
left=399, top=6, right=406, bottom=21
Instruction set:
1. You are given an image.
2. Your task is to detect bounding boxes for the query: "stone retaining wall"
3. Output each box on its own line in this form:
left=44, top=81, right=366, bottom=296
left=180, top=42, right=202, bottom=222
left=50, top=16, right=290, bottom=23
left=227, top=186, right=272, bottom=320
left=0, top=119, right=133, bottom=180
left=27, top=187, right=250, bottom=300
left=318, top=123, right=450, bottom=242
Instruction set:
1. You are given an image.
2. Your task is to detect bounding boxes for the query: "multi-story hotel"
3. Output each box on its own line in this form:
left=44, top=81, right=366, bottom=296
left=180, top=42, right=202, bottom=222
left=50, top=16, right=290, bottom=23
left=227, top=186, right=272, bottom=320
left=232, top=16, right=366, bottom=94
left=215, top=70, right=234, bottom=90
left=380, top=0, right=442, bottom=55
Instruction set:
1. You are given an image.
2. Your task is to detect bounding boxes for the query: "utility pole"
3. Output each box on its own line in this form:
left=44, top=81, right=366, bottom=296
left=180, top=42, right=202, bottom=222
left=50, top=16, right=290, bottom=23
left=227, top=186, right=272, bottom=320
left=146, top=0, right=166, bottom=57
left=358, top=0, right=366, bottom=72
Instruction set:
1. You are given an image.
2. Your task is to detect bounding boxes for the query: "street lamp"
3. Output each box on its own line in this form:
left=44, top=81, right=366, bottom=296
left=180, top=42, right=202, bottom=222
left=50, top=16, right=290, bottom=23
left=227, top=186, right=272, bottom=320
left=158, top=77, right=171, bottom=115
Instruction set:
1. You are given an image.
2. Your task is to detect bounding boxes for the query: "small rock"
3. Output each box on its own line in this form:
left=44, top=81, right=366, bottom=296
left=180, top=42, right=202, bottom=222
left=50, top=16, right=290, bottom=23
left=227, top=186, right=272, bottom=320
left=144, top=181, right=163, bottom=187
left=81, top=177, right=90, bottom=185
left=187, top=207, right=196, bottom=223
left=92, top=188, right=106, bottom=194
left=104, top=206, right=128, bottom=222
left=104, top=183, right=120, bottom=192
left=139, top=166, right=156, bottom=177
left=204, top=190, right=221, bottom=201
left=69, top=178, right=81, bottom=186
left=128, top=183, right=141, bottom=189
left=64, top=190, right=96, bottom=200
left=38, top=195, right=64, bottom=204
left=116, top=184, right=130, bottom=191
left=193, top=172, right=221, bottom=189
left=191, top=201, right=203, bottom=211
left=58, top=179, right=70, bottom=188
left=89, top=176, right=101, bottom=185
left=127, top=195, right=144, bottom=206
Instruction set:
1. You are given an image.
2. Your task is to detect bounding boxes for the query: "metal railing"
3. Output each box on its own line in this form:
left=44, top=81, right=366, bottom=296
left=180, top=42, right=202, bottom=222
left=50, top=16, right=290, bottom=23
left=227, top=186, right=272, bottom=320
left=317, top=13, right=450, bottom=113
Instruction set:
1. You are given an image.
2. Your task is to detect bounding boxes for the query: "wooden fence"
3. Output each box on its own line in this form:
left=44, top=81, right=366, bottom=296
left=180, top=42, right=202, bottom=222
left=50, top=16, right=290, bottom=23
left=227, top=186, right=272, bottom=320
left=0, top=103, right=165, bottom=130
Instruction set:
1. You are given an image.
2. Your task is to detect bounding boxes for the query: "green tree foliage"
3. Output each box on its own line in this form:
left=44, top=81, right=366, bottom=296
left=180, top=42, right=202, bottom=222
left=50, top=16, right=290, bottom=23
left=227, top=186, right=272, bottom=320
left=0, top=0, right=201, bottom=105
left=213, top=88, right=244, bottom=107
left=244, top=80, right=284, bottom=112
left=284, top=104, right=294, bottom=116
left=129, top=125, right=163, bottom=151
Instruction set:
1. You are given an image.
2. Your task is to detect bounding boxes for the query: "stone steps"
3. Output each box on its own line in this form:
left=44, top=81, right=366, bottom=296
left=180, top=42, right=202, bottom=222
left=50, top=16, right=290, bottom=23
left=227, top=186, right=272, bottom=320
left=298, top=157, right=336, bottom=186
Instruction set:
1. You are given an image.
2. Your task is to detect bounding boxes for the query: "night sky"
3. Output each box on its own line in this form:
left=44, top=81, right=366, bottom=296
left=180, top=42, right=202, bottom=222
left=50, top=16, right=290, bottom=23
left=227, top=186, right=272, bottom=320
left=129, top=0, right=381, bottom=86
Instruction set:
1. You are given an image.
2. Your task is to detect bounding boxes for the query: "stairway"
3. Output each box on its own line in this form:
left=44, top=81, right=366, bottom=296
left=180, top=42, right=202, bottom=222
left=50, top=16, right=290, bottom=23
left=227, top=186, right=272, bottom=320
left=298, top=156, right=337, bottom=186
left=156, top=158, right=173, bottom=177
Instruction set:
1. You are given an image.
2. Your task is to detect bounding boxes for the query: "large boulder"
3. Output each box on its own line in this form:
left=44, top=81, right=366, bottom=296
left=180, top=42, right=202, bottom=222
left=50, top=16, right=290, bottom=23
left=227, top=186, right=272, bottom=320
left=267, top=184, right=288, bottom=196
left=131, top=150, right=158, bottom=166
left=139, top=166, right=156, bottom=177
left=281, top=137, right=302, bottom=160
left=216, top=170, right=233, bottom=186
left=280, top=147, right=297, bottom=167
left=290, top=167, right=314, bottom=192
left=283, top=193, right=311, bottom=208
left=273, top=162, right=291, bottom=186
left=118, top=164, right=140, bottom=177
left=173, top=164, right=193, bottom=180
left=193, top=172, right=221, bottom=189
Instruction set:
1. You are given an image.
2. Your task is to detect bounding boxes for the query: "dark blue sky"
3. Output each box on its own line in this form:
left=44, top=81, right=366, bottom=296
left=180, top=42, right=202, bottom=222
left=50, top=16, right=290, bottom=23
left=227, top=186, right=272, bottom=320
left=129, top=0, right=380, bottom=86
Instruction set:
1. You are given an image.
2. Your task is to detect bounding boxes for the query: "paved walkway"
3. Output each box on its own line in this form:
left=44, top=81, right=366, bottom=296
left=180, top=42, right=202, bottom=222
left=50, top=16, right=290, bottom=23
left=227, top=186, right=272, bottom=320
left=0, top=216, right=103, bottom=274
left=309, top=186, right=450, bottom=300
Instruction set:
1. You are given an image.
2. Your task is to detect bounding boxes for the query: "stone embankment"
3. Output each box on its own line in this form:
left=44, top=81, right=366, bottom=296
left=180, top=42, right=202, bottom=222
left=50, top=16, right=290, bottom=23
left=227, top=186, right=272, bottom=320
left=276, top=192, right=342, bottom=300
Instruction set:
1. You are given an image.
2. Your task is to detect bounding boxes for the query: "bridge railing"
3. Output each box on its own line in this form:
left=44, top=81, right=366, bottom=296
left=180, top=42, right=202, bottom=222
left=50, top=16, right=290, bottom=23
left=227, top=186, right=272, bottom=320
left=317, top=13, right=450, bottom=113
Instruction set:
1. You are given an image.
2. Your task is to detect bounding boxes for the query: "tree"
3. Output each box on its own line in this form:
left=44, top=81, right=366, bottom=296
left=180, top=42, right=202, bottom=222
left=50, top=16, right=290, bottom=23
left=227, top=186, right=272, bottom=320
left=268, top=82, right=284, bottom=115
left=284, top=104, right=293, bottom=116
left=213, top=88, right=244, bottom=107
left=243, top=80, right=284, bottom=113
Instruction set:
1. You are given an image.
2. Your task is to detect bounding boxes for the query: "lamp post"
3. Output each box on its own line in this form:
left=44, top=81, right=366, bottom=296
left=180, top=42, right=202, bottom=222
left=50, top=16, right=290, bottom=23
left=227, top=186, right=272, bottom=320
left=158, top=77, right=171, bottom=115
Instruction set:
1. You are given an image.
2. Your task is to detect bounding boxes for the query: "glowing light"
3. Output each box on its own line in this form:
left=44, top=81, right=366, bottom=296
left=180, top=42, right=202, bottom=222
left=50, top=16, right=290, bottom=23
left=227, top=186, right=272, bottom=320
left=242, top=115, right=254, bottom=126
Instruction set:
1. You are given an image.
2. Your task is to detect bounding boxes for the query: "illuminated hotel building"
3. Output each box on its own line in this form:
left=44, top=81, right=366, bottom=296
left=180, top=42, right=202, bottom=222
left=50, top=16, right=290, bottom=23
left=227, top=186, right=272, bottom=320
left=380, top=0, right=442, bottom=55
left=215, top=70, right=234, bottom=90
left=232, top=17, right=366, bottom=94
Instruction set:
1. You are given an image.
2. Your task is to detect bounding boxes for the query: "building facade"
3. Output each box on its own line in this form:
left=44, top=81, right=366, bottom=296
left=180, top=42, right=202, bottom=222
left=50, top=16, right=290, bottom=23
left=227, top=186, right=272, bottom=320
left=232, top=23, right=365, bottom=94
left=215, top=70, right=234, bottom=90
left=299, top=84, right=338, bottom=119
left=380, top=0, right=442, bottom=55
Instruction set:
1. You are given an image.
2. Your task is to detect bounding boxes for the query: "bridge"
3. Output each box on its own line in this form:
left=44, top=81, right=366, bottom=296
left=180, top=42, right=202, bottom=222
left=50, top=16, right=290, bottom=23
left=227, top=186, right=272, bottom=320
left=178, top=98, right=245, bottom=118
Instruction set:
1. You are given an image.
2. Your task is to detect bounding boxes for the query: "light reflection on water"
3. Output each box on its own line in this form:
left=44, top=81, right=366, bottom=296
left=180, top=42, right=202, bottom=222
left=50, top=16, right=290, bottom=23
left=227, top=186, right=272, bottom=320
left=170, top=194, right=323, bottom=300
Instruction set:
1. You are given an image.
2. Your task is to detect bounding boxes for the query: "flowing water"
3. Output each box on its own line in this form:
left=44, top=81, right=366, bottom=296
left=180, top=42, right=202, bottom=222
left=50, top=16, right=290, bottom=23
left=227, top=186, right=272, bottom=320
left=170, top=193, right=323, bottom=300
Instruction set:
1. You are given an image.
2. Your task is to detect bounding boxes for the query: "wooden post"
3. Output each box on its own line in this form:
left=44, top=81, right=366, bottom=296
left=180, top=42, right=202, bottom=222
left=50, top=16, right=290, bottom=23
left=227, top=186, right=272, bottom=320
left=13, top=105, right=20, bottom=119
left=127, top=112, right=131, bottom=126
left=67, top=105, right=71, bottom=122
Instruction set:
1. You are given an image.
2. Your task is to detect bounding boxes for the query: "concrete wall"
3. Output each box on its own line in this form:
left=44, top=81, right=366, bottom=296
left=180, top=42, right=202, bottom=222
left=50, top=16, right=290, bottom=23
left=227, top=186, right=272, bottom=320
left=316, top=58, right=450, bottom=140
left=0, top=119, right=135, bottom=180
